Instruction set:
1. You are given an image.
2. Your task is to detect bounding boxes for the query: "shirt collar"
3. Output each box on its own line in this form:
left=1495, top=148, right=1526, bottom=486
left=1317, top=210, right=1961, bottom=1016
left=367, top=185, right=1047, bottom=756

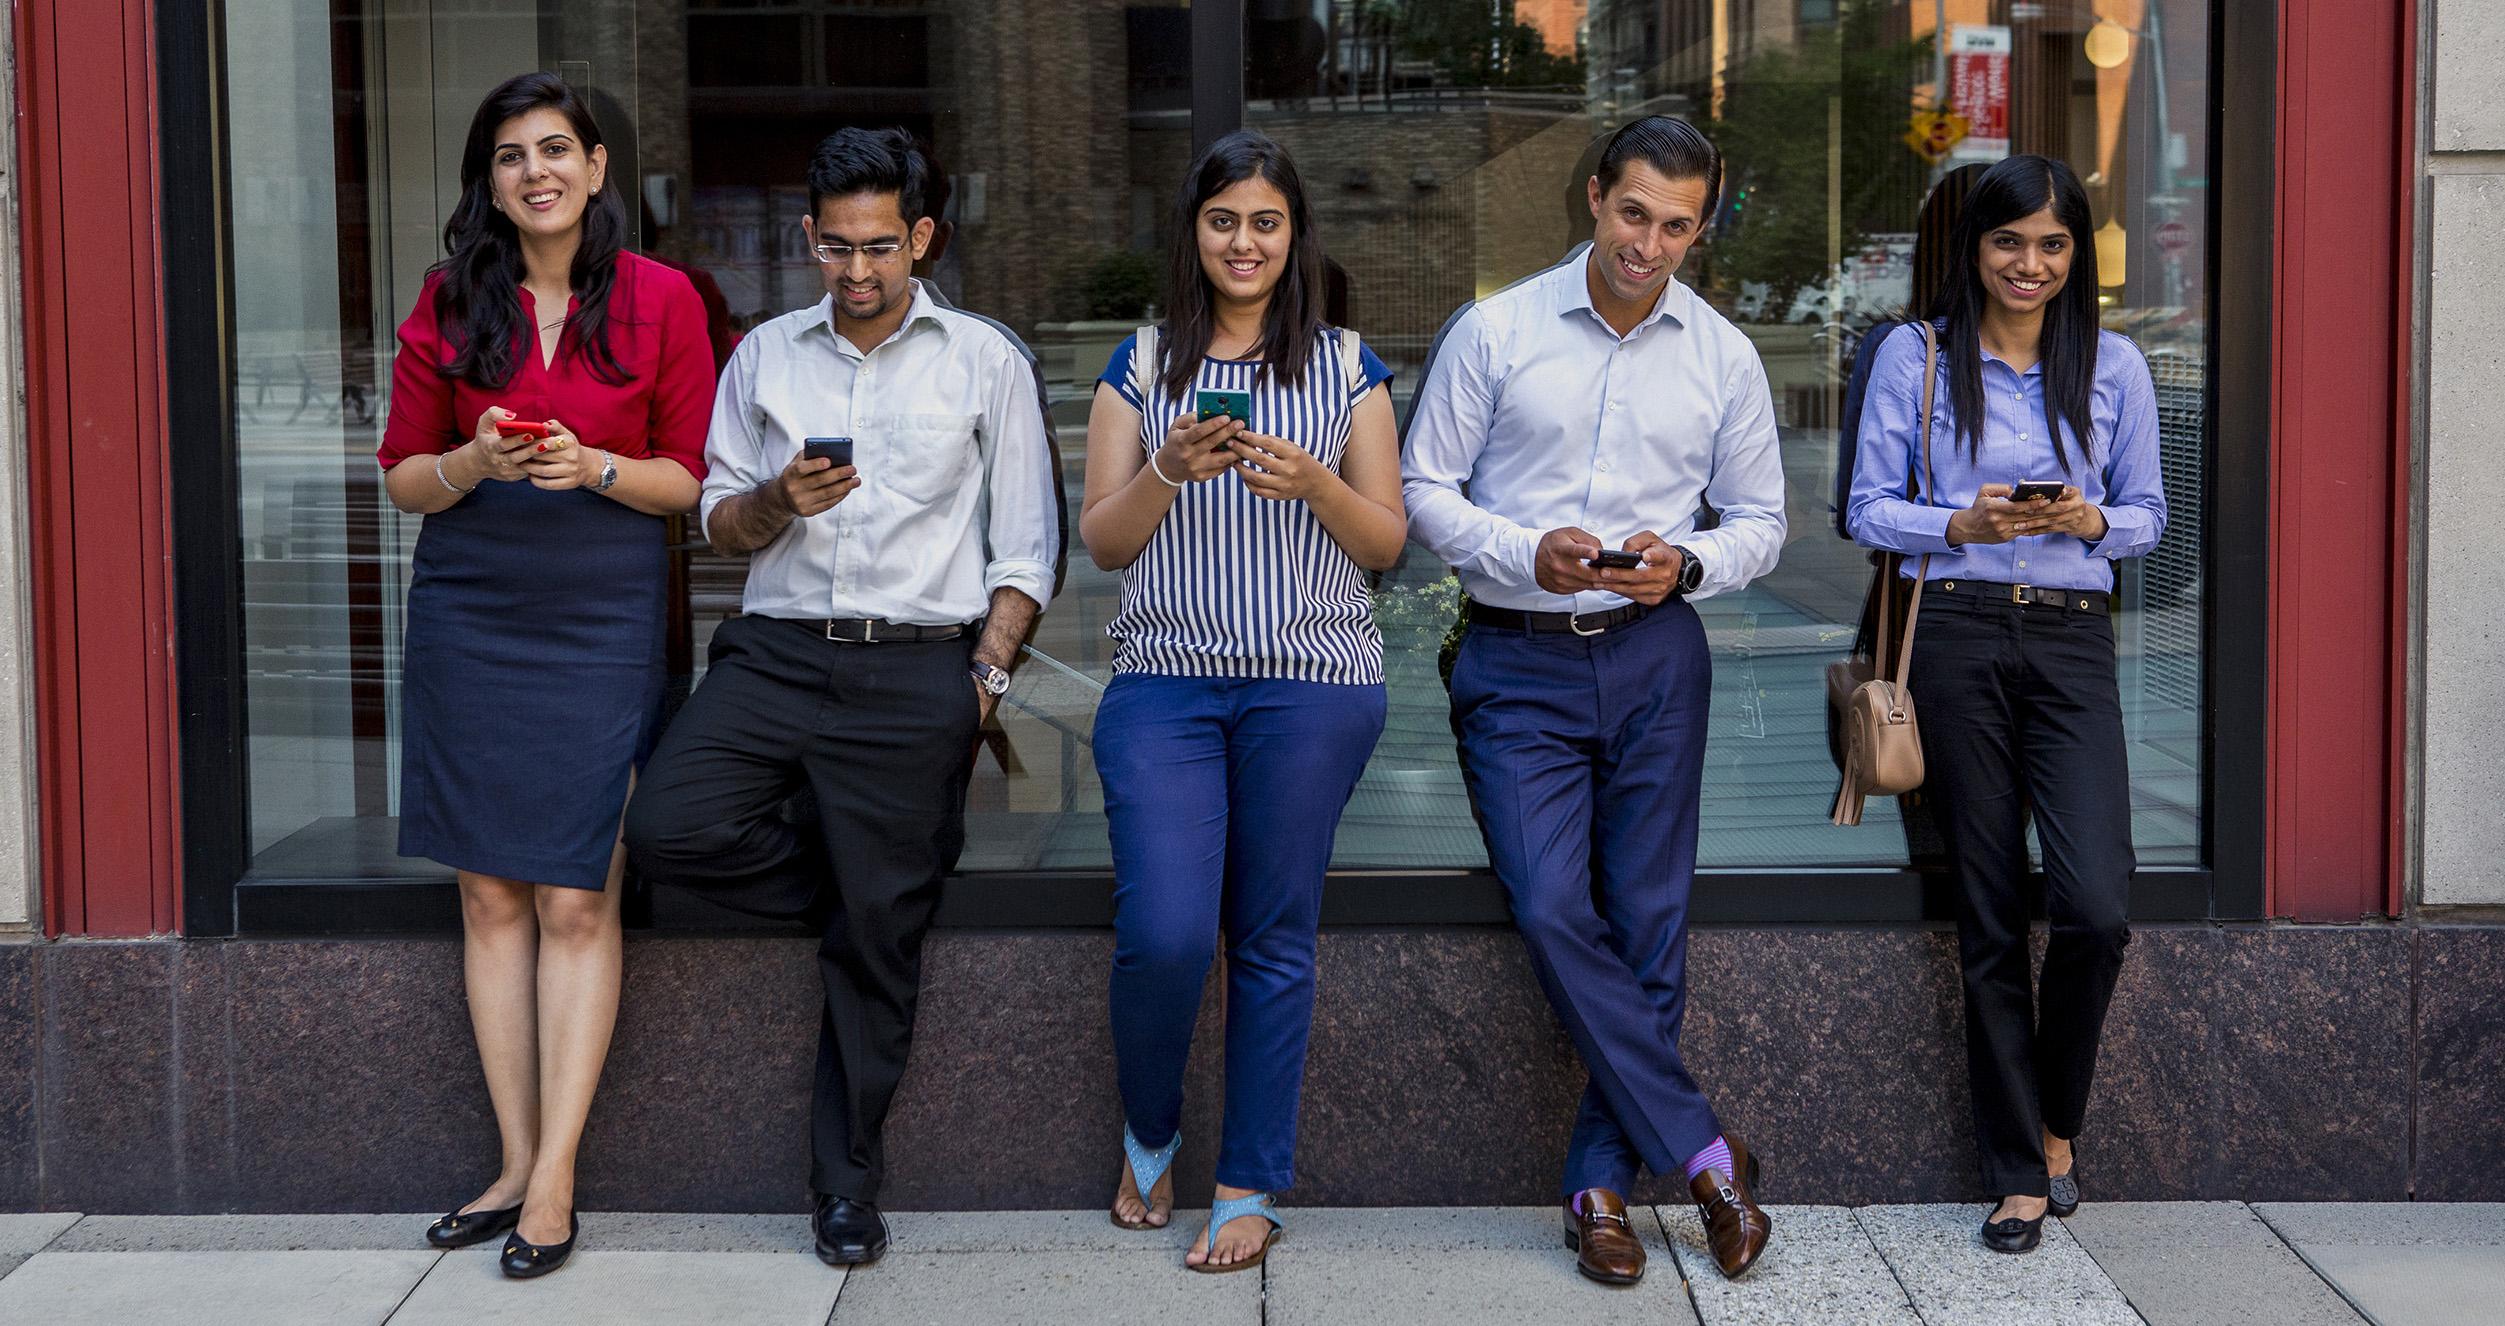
left=1555, top=249, right=1692, bottom=336
left=1976, top=339, right=2046, bottom=378
left=801, top=278, right=949, bottom=349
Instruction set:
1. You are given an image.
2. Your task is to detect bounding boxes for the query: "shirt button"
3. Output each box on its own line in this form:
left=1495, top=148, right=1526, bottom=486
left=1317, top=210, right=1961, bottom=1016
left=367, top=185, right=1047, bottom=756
left=1608, top=402, right=1621, bottom=412
left=1598, top=460, right=1613, bottom=472
left=2018, top=432, right=2029, bottom=441
left=2018, top=560, right=2029, bottom=568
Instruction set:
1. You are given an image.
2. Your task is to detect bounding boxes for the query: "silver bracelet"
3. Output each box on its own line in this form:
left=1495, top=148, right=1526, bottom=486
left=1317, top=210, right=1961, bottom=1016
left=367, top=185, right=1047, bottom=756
left=1147, top=449, right=1185, bottom=488
left=434, top=452, right=475, bottom=495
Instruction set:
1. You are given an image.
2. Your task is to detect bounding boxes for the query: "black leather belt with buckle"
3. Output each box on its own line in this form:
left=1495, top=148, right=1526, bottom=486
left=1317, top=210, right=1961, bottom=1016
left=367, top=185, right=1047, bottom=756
left=1464, top=599, right=1651, bottom=637
left=812, top=618, right=970, bottom=644
left=1926, top=579, right=2110, bottom=613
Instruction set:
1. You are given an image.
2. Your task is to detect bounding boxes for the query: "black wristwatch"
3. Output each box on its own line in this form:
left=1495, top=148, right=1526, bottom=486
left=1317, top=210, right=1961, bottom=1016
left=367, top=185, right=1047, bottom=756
left=1670, top=546, right=1704, bottom=596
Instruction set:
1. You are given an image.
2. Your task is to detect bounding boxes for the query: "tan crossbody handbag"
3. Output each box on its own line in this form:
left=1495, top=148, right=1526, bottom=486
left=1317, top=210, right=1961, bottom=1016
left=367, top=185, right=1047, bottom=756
left=1827, top=321, right=1941, bottom=827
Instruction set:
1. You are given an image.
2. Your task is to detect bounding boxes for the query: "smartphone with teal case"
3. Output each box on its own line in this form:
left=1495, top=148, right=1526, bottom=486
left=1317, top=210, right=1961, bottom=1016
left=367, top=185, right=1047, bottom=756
left=1195, top=389, right=1253, bottom=425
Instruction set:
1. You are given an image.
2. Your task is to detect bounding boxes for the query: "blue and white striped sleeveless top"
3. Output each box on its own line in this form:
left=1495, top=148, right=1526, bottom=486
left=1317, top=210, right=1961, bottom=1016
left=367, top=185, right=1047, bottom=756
left=1098, top=328, right=1394, bottom=684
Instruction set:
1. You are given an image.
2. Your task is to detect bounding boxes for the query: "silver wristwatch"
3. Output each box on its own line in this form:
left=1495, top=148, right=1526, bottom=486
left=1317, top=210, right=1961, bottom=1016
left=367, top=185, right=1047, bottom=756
left=970, top=661, right=1011, bottom=697
left=592, top=450, right=619, bottom=492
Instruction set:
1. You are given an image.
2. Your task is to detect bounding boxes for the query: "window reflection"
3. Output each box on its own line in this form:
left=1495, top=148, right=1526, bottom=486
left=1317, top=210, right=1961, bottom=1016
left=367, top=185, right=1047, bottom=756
left=224, top=0, right=2202, bottom=886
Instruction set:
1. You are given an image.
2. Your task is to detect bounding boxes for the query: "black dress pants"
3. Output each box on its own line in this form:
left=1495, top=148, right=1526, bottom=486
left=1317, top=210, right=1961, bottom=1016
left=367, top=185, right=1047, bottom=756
left=1906, top=593, right=2133, bottom=1199
left=624, top=614, right=980, bottom=1202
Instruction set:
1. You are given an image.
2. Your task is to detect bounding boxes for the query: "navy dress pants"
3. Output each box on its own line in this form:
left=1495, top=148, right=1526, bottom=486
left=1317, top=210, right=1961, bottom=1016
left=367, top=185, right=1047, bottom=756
left=1097, top=674, right=1386, bottom=1192
left=1449, top=601, right=1722, bottom=1197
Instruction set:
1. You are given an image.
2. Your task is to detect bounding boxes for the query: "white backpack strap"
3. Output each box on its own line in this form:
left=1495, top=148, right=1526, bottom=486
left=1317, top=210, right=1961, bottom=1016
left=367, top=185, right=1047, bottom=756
left=1134, top=323, right=1158, bottom=407
left=1337, top=325, right=1364, bottom=396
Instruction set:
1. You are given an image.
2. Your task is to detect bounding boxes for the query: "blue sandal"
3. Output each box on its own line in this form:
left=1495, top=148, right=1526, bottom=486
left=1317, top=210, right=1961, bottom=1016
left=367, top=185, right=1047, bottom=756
left=1188, top=1191, right=1283, bottom=1274
left=1111, top=1125, right=1181, bottom=1231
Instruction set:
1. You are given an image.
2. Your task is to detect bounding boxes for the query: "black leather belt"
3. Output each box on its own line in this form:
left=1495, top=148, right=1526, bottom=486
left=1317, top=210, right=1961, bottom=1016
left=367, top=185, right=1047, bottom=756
left=1464, top=598, right=1652, bottom=637
left=1927, top=579, right=2109, bottom=613
left=810, top=617, right=970, bottom=644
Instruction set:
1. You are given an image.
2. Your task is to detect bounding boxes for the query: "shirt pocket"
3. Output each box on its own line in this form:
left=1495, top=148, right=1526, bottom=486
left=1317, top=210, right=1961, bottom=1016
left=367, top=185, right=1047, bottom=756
left=873, top=412, right=979, bottom=505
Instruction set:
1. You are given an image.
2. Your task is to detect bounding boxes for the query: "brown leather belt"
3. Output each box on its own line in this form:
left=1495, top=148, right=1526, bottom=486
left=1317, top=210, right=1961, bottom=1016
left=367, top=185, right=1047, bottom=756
left=1927, top=579, right=2110, bottom=613
left=1464, top=598, right=1652, bottom=637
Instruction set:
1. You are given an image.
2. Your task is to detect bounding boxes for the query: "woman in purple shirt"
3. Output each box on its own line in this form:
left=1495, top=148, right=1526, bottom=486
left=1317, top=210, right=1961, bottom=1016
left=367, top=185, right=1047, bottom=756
left=1847, top=154, right=2167, bottom=1255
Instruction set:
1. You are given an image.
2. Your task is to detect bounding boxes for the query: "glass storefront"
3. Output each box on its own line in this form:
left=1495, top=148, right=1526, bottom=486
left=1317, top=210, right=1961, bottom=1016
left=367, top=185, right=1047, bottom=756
left=221, top=0, right=2209, bottom=897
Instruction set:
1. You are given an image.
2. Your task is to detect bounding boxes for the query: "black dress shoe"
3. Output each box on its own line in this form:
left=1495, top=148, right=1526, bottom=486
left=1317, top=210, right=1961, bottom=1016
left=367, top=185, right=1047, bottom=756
left=500, top=1213, right=580, bottom=1279
left=425, top=1202, right=521, bottom=1250
left=1981, top=1211, right=2044, bottom=1254
left=814, top=1194, right=890, bottom=1266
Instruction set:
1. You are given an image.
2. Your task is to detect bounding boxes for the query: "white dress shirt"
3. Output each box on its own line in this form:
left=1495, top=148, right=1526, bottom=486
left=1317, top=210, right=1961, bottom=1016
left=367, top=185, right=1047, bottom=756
left=700, top=280, right=1059, bottom=624
left=1401, top=252, right=1788, bottom=610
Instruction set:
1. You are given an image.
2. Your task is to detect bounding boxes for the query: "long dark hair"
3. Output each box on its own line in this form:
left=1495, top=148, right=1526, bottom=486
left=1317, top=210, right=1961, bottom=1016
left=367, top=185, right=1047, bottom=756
left=430, top=72, right=633, bottom=389
left=1157, top=131, right=1327, bottom=400
left=1927, top=154, right=2100, bottom=470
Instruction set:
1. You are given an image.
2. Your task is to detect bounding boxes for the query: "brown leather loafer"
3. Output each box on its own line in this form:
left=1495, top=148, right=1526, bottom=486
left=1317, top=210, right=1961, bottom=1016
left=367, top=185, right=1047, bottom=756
left=1562, top=1188, right=1646, bottom=1285
left=1688, top=1136, right=1772, bottom=1279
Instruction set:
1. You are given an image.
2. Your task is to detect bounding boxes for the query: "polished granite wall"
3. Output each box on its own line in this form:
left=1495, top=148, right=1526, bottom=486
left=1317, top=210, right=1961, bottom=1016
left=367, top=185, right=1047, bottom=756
left=0, top=924, right=2493, bottom=1213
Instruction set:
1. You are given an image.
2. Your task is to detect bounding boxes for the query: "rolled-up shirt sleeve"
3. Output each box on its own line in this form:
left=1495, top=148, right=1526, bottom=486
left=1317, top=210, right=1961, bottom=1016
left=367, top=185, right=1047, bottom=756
left=1401, top=306, right=1542, bottom=592
left=1847, top=325, right=1958, bottom=557
left=1681, top=352, right=1788, bottom=598
left=2086, top=346, right=2168, bottom=561
left=978, top=342, right=1059, bottom=609
left=698, top=337, right=768, bottom=544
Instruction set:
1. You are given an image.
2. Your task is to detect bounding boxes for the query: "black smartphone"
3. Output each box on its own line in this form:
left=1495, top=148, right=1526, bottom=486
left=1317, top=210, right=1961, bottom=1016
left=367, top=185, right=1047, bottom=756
left=2011, top=480, right=2065, bottom=503
left=801, top=437, right=854, bottom=469
left=1588, top=549, right=1646, bottom=570
left=1195, top=389, right=1253, bottom=425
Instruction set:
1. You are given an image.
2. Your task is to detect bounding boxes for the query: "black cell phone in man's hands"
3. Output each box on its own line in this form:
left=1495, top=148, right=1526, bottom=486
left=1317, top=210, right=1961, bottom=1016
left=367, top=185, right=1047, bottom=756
left=1588, top=549, right=1646, bottom=570
left=1195, top=389, right=1253, bottom=425
left=2011, top=480, right=2066, bottom=503
left=801, top=437, right=854, bottom=469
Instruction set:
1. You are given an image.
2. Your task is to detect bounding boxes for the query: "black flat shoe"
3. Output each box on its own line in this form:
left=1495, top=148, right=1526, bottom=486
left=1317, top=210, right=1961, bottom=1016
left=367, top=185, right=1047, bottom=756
left=500, top=1213, right=580, bottom=1279
left=425, top=1202, right=521, bottom=1250
left=2048, top=1164, right=2080, bottom=1218
left=813, top=1194, right=889, bottom=1266
left=1981, top=1211, right=2044, bottom=1254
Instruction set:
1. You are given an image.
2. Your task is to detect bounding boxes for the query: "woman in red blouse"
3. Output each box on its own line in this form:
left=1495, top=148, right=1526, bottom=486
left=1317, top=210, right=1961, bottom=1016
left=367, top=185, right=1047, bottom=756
left=379, top=72, right=712, bottom=1278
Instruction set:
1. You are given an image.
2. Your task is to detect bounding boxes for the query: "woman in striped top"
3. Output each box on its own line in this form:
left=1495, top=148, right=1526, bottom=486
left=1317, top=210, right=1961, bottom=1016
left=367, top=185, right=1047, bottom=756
left=1079, top=130, right=1405, bottom=1273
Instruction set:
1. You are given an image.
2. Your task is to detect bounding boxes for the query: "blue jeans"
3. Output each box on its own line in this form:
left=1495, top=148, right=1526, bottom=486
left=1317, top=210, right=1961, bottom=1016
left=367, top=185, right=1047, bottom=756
left=1448, top=601, right=1722, bottom=1196
left=1097, top=673, right=1387, bottom=1191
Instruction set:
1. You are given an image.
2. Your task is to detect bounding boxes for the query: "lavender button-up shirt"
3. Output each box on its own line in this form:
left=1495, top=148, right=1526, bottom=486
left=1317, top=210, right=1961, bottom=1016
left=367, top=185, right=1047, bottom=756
left=1847, top=322, right=2167, bottom=590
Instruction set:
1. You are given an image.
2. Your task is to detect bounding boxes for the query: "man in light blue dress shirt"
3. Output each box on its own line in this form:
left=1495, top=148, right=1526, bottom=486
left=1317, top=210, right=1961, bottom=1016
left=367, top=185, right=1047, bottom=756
left=1403, top=116, right=1784, bottom=1284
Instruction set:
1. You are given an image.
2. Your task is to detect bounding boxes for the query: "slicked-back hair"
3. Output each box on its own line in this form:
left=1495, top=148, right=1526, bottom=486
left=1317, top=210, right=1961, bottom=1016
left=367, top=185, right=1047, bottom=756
left=431, top=71, right=633, bottom=389
left=1927, top=154, right=2102, bottom=470
left=806, top=127, right=933, bottom=225
left=1594, top=115, right=1723, bottom=215
left=1156, top=130, right=1328, bottom=400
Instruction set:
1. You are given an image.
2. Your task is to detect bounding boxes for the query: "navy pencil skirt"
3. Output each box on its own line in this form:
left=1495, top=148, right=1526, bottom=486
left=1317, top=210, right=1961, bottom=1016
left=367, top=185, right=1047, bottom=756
left=397, top=477, right=668, bottom=891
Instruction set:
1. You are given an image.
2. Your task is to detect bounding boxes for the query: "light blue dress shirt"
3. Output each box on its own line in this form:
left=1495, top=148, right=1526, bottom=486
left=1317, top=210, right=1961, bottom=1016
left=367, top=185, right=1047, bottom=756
left=1847, top=323, right=2167, bottom=590
left=1402, top=253, right=1788, bottom=610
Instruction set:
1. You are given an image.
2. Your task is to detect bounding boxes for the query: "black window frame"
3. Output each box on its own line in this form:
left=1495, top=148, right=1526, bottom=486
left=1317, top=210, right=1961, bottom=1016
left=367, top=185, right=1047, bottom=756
left=163, top=0, right=2272, bottom=937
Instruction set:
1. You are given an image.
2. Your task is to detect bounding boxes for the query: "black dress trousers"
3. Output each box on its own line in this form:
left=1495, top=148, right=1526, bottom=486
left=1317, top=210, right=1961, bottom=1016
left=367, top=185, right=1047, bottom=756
left=1905, top=593, right=2134, bottom=1199
left=625, top=614, right=981, bottom=1202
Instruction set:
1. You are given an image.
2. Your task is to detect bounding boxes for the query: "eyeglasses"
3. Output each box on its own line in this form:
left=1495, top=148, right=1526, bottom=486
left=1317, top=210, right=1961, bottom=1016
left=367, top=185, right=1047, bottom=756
left=810, top=241, right=907, bottom=265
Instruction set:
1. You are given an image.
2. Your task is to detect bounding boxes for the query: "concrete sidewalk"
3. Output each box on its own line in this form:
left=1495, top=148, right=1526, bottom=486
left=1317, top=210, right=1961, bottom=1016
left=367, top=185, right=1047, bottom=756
left=0, top=1204, right=2494, bottom=1324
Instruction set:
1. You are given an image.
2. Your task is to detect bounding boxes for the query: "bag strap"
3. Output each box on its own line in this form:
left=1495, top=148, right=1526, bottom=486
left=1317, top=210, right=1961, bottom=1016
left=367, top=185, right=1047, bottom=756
left=1337, top=325, right=1363, bottom=391
left=1888, top=322, right=1941, bottom=685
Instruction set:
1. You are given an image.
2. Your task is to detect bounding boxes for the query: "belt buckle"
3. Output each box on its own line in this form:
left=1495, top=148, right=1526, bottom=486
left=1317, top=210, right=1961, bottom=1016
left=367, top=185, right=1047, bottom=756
left=1568, top=611, right=1604, bottom=638
left=824, top=619, right=879, bottom=644
left=2011, top=583, right=2031, bottom=605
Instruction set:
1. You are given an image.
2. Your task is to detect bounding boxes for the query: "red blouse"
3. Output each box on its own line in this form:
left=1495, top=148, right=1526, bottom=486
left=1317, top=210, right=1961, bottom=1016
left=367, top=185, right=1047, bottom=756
left=377, top=249, right=714, bottom=479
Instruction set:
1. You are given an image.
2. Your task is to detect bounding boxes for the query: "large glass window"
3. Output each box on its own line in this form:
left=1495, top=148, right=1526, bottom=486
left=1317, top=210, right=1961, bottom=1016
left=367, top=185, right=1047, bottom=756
left=217, top=0, right=2206, bottom=900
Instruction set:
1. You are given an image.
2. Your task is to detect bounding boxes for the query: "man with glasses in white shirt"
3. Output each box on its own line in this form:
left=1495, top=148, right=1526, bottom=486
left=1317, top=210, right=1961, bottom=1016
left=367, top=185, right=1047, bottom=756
left=625, top=126, right=1057, bottom=1270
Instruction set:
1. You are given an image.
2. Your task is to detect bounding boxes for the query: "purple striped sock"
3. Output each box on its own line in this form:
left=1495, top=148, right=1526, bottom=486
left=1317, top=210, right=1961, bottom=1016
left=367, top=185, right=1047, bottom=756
left=1683, top=1137, right=1735, bottom=1183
